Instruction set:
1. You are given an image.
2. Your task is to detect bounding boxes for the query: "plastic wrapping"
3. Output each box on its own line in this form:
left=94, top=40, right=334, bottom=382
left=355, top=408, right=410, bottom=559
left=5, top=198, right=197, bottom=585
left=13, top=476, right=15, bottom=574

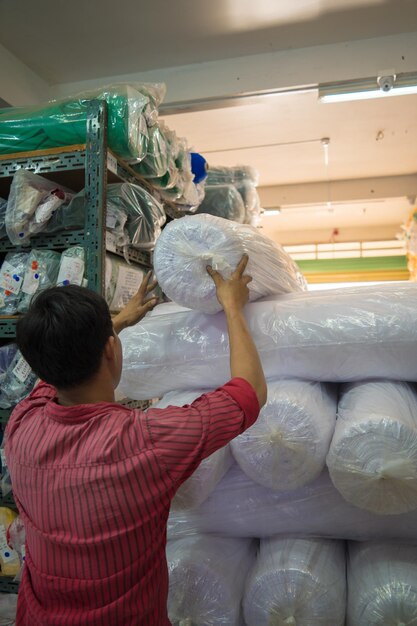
left=5, top=170, right=74, bottom=244
left=167, top=535, right=255, bottom=625
left=17, top=249, right=61, bottom=313
left=153, top=214, right=306, bottom=314
left=206, top=166, right=259, bottom=186
left=7, top=516, right=25, bottom=582
left=0, top=508, right=19, bottom=577
left=0, top=199, right=6, bottom=239
left=0, top=345, right=18, bottom=409
left=155, top=390, right=233, bottom=509
left=133, top=125, right=170, bottom=178
left=119, top=284, right=417, bottom=400
left=0, top=349, right=37, bottom=409
left=347, top=541, right=417, bottom=625
left=56, top=246, right=85, bottom=286
left=196, top=185, right=246, bottom=222
left=0, top=252, right=29, bottom=315
left=0, top=83, right=155, bottom=161
left=105, top=254, right=147, bottom=312
left=231, top=380, right=336, bottom=491
left=168, top=464, right=417, bottom=541
left=244, top=538, right=346, bottom=626
left=327, top=381, right=417, bottom=515
left=0, top=593, right=17, bottom=625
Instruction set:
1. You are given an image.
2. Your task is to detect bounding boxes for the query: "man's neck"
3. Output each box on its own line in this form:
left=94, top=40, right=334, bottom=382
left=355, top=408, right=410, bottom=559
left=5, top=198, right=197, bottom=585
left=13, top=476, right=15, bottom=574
left=57, top=381, right=115, bottom=407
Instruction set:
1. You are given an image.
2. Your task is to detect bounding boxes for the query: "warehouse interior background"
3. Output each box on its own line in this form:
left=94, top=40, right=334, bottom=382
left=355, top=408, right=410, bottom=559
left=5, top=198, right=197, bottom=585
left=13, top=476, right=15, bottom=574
left=1, top=0, right=416, bottom=285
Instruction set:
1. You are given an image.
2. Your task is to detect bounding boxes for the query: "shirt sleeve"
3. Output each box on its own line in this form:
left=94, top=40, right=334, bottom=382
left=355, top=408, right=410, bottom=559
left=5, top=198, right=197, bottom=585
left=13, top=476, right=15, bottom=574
left=5, top=381, right=57, bottom=440
left=145, top=377, right=260, bottom=486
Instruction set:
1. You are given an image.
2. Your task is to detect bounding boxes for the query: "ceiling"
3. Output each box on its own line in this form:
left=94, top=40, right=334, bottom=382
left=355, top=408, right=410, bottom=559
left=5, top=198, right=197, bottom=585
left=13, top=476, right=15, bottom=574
left=0, top=0, right=416, bottom=248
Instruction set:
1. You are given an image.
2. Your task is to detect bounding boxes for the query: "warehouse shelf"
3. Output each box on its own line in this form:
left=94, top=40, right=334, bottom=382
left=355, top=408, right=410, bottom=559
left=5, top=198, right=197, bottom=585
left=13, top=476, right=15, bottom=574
left=0, top=577, right=19, bottom=594
left=0, top=317, right=18, bottom=340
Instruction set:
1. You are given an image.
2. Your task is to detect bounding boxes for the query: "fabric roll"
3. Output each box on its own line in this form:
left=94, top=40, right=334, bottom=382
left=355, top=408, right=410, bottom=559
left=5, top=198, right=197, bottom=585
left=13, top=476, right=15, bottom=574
left=347, top=542, right=417, bottom=625
left=231, top=380, right=336, bottom=490
left=327, top=381, right=417, bottom=515
left=167, top=464, right=417, bottom=541
left=153, top=214, right=306, bottom=314
left=155, top=390, right=233, bottom=509
left=244, top=537, right=346, bottom=626
left=195, top=185, right=246, bottom=223
left=167, top=535, right=255, bottom=626
left=119, top=284, right=417, bottom=400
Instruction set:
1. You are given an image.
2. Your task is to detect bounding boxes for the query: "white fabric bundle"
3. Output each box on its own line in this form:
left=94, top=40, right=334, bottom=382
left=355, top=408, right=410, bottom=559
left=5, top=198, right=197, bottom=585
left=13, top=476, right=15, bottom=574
left=231, top=380, right=336, bottom=490
left=167, top=535, right=255, bottom=625
left=119, top=284, right=417, bottom=400
left=347, top=542, right=417, bottom=625
left=244, top=538, right=346, bottom=626
left=153, top=214, right=306, bottom=313
left=168, top=465, right=417, bottom=541
left=327, top=381, right=417, bottom=515
left=155, top=390, right=233, bottom=509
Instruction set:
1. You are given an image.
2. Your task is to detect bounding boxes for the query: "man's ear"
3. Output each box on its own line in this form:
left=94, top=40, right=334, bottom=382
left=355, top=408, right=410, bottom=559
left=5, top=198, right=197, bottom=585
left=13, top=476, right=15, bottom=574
left=103, top=334, right=116, bottom=362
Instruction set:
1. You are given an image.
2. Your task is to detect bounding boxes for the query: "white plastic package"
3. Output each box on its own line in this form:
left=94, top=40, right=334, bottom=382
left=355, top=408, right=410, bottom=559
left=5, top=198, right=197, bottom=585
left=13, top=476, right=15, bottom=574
left=0, top=349, right=37, bottom=410
left=0, top=344, right=17, bottom=408
left=167, top=464, right=417, bottom=541
left=327, top=381, right=417, bottom=515
left=56, top=246, right=85, bottom=287
left=347, top=541, right=417, bottom=625
left=153, top=214, right=306, bottom=314
left=0, top=252, right=29, bottom=315
left=119, top=284, right=417, bottom=400
left=167, top=535, right=255, bottom=626
left=156, top=389, right=233, bottom=509
left=196, top=185, right=246, bottom=222
left=105, top=254, right=147, bottom=313
left=231, top=380, right=337, bottom=491
left=17, top=249, right=61, bottom=313
left=5, top=170, right=74, bottom=244
left=244, top=538, right=346, bottom=626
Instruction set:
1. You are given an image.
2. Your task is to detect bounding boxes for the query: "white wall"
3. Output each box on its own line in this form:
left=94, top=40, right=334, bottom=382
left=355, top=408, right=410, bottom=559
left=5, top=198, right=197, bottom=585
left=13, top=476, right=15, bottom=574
left=0, top=43, right=50, bottom=106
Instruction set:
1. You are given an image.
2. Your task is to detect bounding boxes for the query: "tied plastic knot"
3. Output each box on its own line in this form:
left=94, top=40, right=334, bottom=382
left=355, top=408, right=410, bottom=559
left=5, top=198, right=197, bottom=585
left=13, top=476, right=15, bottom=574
left=268, top=430, right=284, bottom=444
left=179, top=619, right=193, bottom=626
left=378, top=458, right=415, bottom=480
left=201, top=253, right=231, bottom=275
left=284, top=617, right=296, bottom=625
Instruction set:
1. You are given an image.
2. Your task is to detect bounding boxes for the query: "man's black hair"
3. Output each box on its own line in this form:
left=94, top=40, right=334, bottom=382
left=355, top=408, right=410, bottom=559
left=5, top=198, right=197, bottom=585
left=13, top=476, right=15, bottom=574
left=16, top=285, right=114, bottom=389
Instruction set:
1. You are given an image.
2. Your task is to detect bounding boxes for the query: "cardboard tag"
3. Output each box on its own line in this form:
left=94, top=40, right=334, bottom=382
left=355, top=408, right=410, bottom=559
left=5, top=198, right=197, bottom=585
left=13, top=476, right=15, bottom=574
left=12, top=355, right=32, bottom=383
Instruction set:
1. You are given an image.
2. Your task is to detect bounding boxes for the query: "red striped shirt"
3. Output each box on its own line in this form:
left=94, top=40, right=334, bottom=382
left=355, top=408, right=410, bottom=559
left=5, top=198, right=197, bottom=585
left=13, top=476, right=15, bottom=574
left=4, top=378, right=259, bottom=626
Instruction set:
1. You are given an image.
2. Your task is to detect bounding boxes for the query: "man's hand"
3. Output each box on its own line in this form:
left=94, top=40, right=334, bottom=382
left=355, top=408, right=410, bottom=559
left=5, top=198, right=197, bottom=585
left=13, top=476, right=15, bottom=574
left=207, top=254, right=252, bottom=312
left=112, top=271, right=159, bottom=334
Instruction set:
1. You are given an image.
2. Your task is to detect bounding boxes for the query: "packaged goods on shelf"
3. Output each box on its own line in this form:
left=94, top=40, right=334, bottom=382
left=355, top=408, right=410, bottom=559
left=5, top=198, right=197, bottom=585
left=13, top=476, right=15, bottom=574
left=7, top=516, right=25, bottom=582
left=0, top=508, right=20, bottom=577
left=105, top=254, right=147, bottom=313
left=56, top=246, right=85, bottom=287
left=0, top=252, right=29, bottom=315
left=155, top=390, right=233, bottom=509
left=17, top=250, right=61, bottom=313
left=5, top=170, right=75, bottom=245
left=133, top=125, right=170, bottom=179
left=0, top=344, right=17, bottom=408
left=0, top=349, right=37, bottom=410
left=0, top=83, right=164, bottom=162
left=0, top=593, right=17, bottom=625
left=347, top=542, right=417, bottom=625
left=206, top=165, right=261, bottom=225
left=0, top=199, right=6, bottom=239
left=244, top=538, right=346, bottom=626
left=195, top=184, right=246, bottom=222
left=327, top=381, right=417, bottom=515
left=167, top=535, right=255, bottom=625
left=153, top=214, right=306, bottom=314
left=231, top=380, right=336, bottom=491
left=168, top=464, right=417, bottom=541
left=119, top=284, right=417, bottom=400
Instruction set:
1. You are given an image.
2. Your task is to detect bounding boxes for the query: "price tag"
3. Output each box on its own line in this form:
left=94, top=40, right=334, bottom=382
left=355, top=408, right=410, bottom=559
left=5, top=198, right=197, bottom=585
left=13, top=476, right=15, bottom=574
left=12, top=355, right=32, bottom=383
left=0, top=261, right=23, bottom=296
left=107, top=154, right=118, bottom=175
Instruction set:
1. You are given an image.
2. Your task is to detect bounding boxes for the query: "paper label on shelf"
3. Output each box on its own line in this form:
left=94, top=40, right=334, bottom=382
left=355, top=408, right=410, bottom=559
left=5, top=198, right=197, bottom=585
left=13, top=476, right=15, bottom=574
left=110, top=265, right=144, bottom=310
left=107, top=154, right=118, bottom=175
left=22, top=269, right=41, bottom=295
left=12, top=355, right=32, bottom=383
left=106, top=213, right=117, bottom=229
left=0, top=261, right=23, bottom=295
left=0, top=526, right=19, bottom=564
left=57, top=257, right=85, bottom=286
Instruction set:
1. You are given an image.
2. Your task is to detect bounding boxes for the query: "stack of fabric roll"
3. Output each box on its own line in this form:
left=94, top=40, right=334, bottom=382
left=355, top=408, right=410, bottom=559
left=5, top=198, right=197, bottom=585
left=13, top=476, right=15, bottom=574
left=118, top=213, right=417, bottom=624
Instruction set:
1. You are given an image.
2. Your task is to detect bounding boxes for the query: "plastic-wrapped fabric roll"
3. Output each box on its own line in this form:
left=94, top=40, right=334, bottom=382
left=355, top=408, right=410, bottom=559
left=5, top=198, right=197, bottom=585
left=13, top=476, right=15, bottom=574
left=17, top=249, right=61, bottom=313
left=133, top=125, right=170, bottom=178
left=206, top=165, right=259, bottom=186
left=119, top=284, right=417, bottom=400
left=167, top=535, right=255, bottom=626
left=155, top=390, right=233, bottom=509
left=0, top=252, right=29, bottom=315
left=327, top=381, right=417, bottom=515
left=0, top=349, right=37, bottom=409
left=0, top=198, right=6, bottom=239
left=347, top=542, right=417, bottom=625
left=5, top=170, right=74, bottom=245
left=0, top=83, right=159, bottom=161
left=105, top=254, right=148, bottom=313
left=244, top=538, right=346, bottom=626
left=167, top=465, right=417, bottom=541
left=196, top=185, right=246, bottom=222
left=231, top=380, right=336, bottom=491
left=153, top=214, right=306, bottom=314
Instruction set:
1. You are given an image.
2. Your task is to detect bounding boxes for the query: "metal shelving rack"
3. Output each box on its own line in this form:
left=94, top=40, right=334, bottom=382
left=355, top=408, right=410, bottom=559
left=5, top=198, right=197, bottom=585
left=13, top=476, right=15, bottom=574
left=0, top=99, right=156, bottom=592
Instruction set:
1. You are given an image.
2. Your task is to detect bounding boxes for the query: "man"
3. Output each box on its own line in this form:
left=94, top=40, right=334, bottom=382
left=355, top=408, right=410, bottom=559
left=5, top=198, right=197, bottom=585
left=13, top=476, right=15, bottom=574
left=5, top=254, right=267, bottom=625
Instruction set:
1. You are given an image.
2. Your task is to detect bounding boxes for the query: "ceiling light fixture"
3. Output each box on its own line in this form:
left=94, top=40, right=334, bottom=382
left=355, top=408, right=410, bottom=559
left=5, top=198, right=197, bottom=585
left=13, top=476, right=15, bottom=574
left=319, top=71, right=417, bottom=103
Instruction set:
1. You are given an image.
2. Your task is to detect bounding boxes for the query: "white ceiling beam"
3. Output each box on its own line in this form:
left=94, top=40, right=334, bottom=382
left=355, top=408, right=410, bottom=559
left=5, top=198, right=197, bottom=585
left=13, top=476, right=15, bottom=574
left=0, top=43, right=50, bottom=106
left=258, top=174, right=417, bottom=207
left=260, top=224, right=403, bottom=246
